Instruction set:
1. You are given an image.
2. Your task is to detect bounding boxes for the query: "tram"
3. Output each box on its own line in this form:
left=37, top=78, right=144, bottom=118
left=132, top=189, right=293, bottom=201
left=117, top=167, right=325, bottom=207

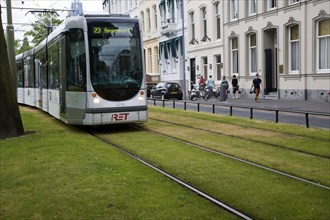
left=16, top=14, right=148, bottom=125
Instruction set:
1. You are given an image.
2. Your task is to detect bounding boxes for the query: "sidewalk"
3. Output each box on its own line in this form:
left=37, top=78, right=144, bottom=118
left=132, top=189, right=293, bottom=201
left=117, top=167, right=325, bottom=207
left=201, top=96, right=330, bottom=114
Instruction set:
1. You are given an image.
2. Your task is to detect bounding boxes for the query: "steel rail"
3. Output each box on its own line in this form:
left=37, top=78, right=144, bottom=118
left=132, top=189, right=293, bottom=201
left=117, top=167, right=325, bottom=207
left=149, top=117, right=329, bottom=159
left=130, top=124, right=330, bottom=190
left=90, top=132, right=254, bottom=220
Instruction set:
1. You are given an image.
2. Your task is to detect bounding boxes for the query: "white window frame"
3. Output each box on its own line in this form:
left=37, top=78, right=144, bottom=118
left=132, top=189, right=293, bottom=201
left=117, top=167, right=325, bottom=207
left=215, top=55, right=222, bottom=80
left=289, top=0, right=300, bottom=5
left=316, top=19, right=330, bottom=73
left=141, top=11, right=145, bottom=33
left=289, top=25, right=300, bottom=74
left=249, top=0, right=256, bottom=16
left=153, top=5, right=158, bottom=30
left=230, top=0, right=238, bottom=21
left=215, top=2, right=221, bottom=40
left=249, top=34, right=257, bottom=75
left=190, top=12, right=197, bottom=44
left=147, top=8, right=151, bottom=32
left=201, top=7, right=207, bottom=40
left=231, top=37, right=239, bottom=75
left=267, top=0, right=277, bottom=10
left=202, top=57, right=208, bottom=79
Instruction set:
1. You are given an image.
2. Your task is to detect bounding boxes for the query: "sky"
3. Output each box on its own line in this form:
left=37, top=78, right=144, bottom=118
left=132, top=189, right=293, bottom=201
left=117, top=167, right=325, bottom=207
left=1, top=0, right=105, bottom=42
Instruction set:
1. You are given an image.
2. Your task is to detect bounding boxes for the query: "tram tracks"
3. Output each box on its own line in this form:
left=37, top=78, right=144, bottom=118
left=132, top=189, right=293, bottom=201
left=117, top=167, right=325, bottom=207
left=89, top=130, right=254, bottom=220
left=130, top=123, right=330, bottom=190
left=86, top=122, right=329, bottom=219
left=150, top=118, right=329, bottom=159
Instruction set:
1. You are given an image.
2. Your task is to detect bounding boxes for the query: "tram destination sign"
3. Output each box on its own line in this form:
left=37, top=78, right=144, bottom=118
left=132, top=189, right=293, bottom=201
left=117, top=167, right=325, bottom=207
left=91, top=25, right=131, bottom=36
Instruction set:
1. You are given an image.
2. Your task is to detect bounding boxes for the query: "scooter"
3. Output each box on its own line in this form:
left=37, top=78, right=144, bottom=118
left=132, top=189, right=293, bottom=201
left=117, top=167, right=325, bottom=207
left=189, top=85, right=204, bottom=101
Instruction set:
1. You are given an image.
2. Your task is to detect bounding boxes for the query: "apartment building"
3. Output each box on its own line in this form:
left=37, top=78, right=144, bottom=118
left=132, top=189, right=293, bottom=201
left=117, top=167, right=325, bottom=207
left=139, top=1, right=160, bottom=83
left=223, top=0, right=330, bottom=101
left=158, top=0, right=188, bottom=92
left=186, top=0, right=224, bottom=87
left=103, top=0, right=329, bottom=101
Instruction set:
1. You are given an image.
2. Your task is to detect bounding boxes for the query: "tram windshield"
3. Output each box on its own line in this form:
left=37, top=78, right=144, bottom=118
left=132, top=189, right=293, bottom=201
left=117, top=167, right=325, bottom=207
left=88, top=21, right=143, bottom=101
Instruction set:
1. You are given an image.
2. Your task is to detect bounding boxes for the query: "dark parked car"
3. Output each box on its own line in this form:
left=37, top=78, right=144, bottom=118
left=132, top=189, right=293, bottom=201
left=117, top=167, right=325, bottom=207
left=147, top=82, right=157, bottom=98
left=150, top=82, right=183, bottom=100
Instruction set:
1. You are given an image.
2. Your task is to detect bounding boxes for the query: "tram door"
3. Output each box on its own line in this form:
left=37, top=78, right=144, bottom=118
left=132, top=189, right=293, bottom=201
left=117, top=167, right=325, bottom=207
left=59, top=35, right=67, bottom=120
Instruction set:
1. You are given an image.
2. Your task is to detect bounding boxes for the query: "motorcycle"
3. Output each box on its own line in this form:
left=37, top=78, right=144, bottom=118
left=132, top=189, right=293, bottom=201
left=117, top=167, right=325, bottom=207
left=189, top=84, right=204, bottom=101
left=204, top=86, right=221, bottom=100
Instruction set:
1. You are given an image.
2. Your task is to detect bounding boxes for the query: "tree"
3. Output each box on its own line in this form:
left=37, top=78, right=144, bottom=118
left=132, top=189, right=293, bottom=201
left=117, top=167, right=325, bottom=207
left=17, top=37, right=32, bottom=54
left=0, top=6, right=24, bottom=139
left=24, top=11, right=63, bottom=46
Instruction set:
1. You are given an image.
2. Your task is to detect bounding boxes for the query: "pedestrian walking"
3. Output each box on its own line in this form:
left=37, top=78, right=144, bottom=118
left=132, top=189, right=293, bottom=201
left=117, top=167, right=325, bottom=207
left=251, top=73, right=262, bottom=102
left=231, top=75, right=239, bottom=98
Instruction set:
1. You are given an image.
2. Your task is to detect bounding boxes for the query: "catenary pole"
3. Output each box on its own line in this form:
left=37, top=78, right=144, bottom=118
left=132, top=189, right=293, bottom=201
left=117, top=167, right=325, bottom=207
left=181, top=0, right=186, bottom=99
left=6, top=0, right=17, bottom=90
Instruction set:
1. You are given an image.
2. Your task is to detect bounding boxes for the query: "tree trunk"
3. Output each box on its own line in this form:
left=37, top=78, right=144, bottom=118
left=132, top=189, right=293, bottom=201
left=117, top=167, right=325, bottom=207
left=0, top=6, right=24, bottom=139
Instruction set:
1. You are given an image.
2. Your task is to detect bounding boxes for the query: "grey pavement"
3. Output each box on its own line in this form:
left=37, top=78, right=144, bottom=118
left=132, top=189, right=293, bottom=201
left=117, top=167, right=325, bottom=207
left=198, top=95, right=330, bottom=114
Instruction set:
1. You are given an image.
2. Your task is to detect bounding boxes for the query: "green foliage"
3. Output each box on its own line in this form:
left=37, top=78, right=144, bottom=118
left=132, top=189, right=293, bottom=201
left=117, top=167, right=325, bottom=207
left=24, top=11, right=63, bottom=46
left=15, top=37, right=32, bottom=54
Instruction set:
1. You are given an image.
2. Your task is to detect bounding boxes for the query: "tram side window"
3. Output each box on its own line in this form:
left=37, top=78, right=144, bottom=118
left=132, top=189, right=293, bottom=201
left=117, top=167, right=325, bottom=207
left=48, top=41, right=60, bottom=89
left=24, top=56, right=34, bottom=88
left=66, top=29, right=86, bottom=91
left=16, top=61, right=23, bottom=87
left=35, top=49, right=47, bottom=89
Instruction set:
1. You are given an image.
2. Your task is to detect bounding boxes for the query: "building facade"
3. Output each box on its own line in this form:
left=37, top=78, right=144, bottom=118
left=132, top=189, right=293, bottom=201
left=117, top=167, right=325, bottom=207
left=223, top=0, right=330, bottom=101
left=139, top=1, right=160, bottom=83
left=186, top=0, right=224, bottom=88
left=158, top=0, right=188, bottom=94
left=103, top=0, right=330, bottom=101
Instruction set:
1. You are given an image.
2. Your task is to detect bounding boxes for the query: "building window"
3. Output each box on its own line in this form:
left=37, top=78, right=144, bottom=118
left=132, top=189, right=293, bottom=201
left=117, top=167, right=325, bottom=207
left=215, top=55, right=222, bottom=80
left=146, top=8, right=151, bottom=32
left=214, top=2, right=221, bottom=40
left=169, top=0, right=175, bottom=23
left=153, top=5, right=157, bottom=30
left=201, top=7, right=210, bottom=42
left=230, top=0, right=238, bottom=20
left=289, top=0, right=300, bottom=5
left=154, top=46, right=159, bottom=73
left=249, top=34, right=257, bottom=74
left=140, top=11, right=145, bottom=32
left=202, top=57, right=208, bottom=79
left=317, top=19, right=330, bottom=72
left=231, top=37, right=238, bottom=74
left=189, top=12, right=197, bottom=44
left=289, top=25, right=299, bottom=73
left=148, top=48, right=152, bottom=73
left=267, top=0, right=277, bottom=10
left=177, top=0, right=182, bottom=20
left=160, top=2, right=166, bottom=25
left=249, top=0, right=256, bottom=15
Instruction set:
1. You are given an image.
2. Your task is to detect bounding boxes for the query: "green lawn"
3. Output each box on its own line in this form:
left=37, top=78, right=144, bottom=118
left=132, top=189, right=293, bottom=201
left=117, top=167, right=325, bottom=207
left=0, top=107, right=236, bottom=220
left=1, top=106, right=329, bottom=220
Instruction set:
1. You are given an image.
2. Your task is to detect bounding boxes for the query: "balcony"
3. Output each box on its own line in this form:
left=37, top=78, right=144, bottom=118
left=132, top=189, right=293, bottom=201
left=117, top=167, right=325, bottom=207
left=160, top=18, right=176, bottom=36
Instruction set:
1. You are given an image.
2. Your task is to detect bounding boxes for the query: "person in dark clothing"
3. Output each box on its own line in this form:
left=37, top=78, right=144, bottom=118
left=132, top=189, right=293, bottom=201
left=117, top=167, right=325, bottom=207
left=231, top=75, right=239, bottom=98
left=251, top=73, right=262, bottom=102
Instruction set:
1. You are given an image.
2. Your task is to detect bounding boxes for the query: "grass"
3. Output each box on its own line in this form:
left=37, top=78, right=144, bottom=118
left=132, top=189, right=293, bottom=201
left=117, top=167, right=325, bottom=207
left=0, top=106, right=237, bottom=220
left=1, top=106, right=329, bottom=219
left=98, top=126, right=330, bottom=220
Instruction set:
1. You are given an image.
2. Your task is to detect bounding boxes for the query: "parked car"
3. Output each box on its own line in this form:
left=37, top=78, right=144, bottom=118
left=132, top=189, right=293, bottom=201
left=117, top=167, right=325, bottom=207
left=147, top=82, right=157, bottom=98
left=150, top=82, right=183, bottom=100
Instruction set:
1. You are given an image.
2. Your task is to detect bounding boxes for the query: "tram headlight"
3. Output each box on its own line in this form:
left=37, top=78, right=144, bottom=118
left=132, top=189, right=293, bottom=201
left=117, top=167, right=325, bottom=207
left=92, top=92, right=100, bottom=104
left=93, top=98, right=100, bottom=104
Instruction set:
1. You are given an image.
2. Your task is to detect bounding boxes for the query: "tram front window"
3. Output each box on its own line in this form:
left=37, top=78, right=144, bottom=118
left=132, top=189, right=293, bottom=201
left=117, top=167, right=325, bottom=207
left=89, top=21, right=143, bottom=101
